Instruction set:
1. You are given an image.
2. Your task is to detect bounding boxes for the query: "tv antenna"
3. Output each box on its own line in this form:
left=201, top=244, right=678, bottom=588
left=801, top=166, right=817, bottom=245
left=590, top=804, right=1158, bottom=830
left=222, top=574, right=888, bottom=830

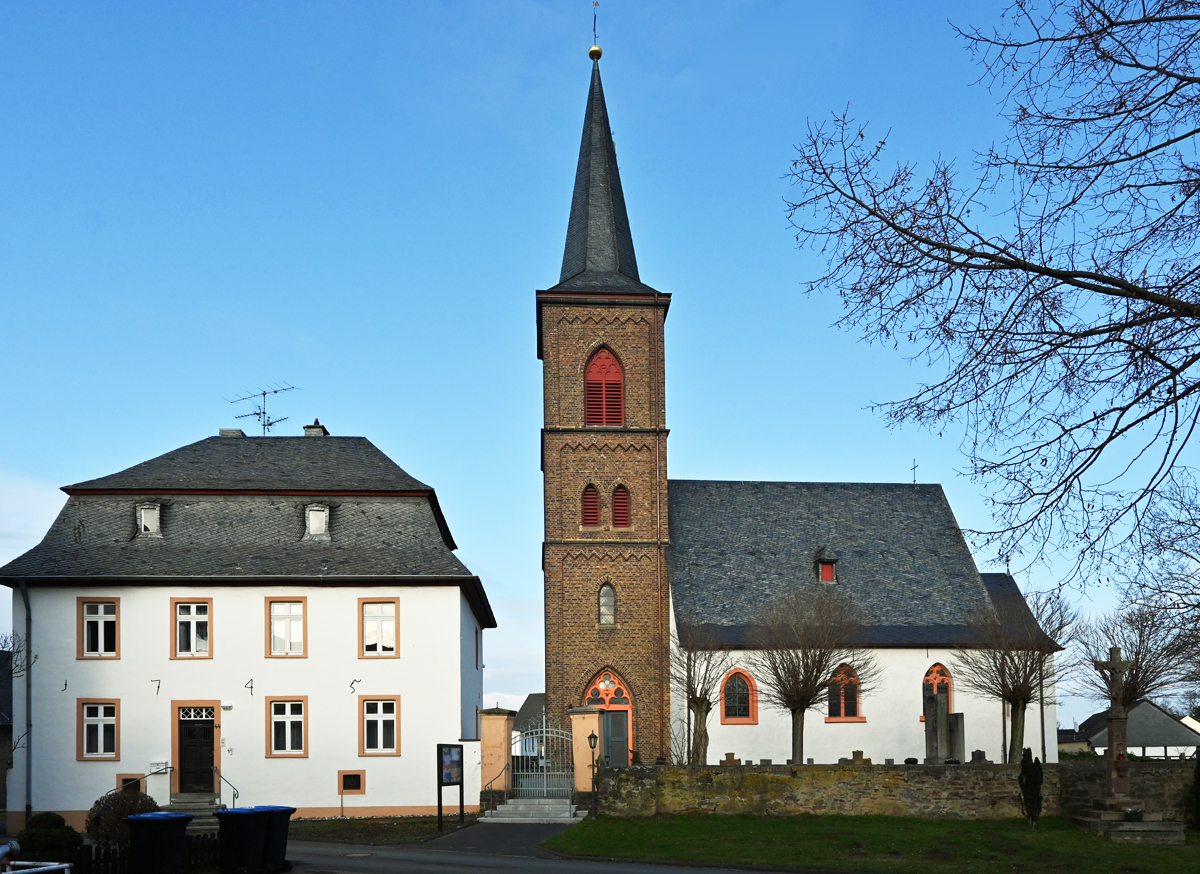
left=227, top=383, right=299, bottom=435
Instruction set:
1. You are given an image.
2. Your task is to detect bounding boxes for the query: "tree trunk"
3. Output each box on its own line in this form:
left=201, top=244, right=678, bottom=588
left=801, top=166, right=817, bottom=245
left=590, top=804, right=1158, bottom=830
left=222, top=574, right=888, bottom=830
left=1008, top=700, right=1027, bottom=764
left=688, top=700, right=711, bottom=765
left=791, top=709, right=805, bottom=765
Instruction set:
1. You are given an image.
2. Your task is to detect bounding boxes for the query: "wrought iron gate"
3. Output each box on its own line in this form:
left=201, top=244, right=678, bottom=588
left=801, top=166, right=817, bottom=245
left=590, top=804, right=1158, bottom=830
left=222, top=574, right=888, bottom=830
left=510, top=714, right=574, bottom=799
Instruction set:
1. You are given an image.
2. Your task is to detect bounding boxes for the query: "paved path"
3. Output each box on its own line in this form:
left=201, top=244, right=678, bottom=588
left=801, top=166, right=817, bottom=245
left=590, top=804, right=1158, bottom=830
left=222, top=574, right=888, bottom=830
left=288, top=822, right=797, bottom=873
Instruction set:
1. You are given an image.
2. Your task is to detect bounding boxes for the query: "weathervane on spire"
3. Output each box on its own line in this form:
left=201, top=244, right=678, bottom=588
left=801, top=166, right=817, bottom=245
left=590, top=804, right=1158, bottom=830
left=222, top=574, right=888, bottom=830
left=590, top=1, right=602, bottom=60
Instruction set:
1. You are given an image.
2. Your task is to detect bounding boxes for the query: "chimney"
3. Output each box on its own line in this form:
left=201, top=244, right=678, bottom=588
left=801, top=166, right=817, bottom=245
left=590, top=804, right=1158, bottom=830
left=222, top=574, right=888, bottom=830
left=303, top=419, right=330, bottom=437
left=219, top=428, right=246, bottom=438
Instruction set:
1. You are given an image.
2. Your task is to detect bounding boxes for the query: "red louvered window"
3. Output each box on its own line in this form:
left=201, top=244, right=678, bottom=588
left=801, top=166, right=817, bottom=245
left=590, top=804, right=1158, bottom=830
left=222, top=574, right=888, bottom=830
left=612, top=486, right=630, bottom=527
left=585, top=349, right=624, bottom=426
left=819, top=561, right=836, bottom=583
left=581, top=485, right=600, bottom=527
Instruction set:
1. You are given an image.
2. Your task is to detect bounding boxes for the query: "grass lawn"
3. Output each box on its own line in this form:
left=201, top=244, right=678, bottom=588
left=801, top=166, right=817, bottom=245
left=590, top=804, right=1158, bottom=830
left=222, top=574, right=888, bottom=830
left=543, top=814, right=1200, bottom=873
left=289, top=815, right=476, bottom=845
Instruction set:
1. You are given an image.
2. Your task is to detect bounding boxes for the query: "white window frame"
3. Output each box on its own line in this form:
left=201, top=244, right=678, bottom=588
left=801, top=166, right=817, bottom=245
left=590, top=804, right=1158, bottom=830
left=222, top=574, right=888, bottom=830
left=270, top=601, right=305, bottom=655
left=361, top=602, right=396, bottom=656
left=176, top=602, right=210, bottom=657
left=302, top=504, right=330, bottom=541
left=83, top=703, right=117, bottom=757
left=362, top=700, right=397, bottom=753
left=137, top=503, right=161, bottom=537
left=83, top=601, right=118, bottom=657
left=271, top=700, right=306, bottom=754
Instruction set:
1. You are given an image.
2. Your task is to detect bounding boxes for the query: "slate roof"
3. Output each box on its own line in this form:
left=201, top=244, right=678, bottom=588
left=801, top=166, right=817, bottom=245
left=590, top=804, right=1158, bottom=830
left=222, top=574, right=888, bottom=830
left=1080, top=699, right=1200, bottom=749
left=65, top=436, right=431, bottom=493
left=667, top=480, right=1024, bottom=648
left=0, top=434, right=494, bottom=627
left=514, top=693, right=547, bottom=732
left=550, top=60, right=660, bottom=296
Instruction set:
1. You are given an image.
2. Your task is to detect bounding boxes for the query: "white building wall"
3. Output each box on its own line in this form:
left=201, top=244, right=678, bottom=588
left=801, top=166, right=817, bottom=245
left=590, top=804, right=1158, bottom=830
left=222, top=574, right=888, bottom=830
left=458, top=592, right=483, bottom=740
left=8, top=583, right=482, bottom=825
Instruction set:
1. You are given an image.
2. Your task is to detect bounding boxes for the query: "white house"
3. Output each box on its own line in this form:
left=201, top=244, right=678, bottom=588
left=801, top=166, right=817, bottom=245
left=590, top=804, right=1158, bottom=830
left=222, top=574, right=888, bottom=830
left=0, top=423, right=494, bottom=829
left=665, top=480, right=1059, bottom=767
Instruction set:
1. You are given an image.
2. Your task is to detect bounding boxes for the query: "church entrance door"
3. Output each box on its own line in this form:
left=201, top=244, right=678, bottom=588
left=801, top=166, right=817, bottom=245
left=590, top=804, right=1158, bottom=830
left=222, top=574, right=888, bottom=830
left=583, top=669, right=633, bottom=766
left=602, top=710, right=628, bottom=766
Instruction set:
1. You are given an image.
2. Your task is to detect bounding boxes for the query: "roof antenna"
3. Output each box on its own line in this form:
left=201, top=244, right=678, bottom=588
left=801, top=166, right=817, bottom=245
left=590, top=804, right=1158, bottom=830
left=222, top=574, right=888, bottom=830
left=226, top=383, right=299, bottom=435
left=911, top=458, right=918, bottom=484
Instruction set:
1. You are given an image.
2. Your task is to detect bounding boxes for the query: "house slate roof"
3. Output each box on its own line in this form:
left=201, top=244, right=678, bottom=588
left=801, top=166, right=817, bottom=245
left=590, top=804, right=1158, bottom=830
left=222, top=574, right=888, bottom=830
left=514, top=693, right=547, bottom=732
left=0, top=434, right=495, bottom=628
left=1080, top=699, right=1200, bottom=749
left=667, top=480, right=1033, bottom=648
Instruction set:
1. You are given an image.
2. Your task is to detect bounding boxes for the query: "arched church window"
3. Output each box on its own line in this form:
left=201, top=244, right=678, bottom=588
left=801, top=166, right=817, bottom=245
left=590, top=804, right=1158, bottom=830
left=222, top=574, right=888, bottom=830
left=719, top=670, right=759, bottom=725
left=598, top=583, right=616, bottom=626
left=921, top=663, right=953, bottom=721
left=826, top=664, right=863, bottom=721
left=582, top=485, right=600, bottom=527
left=612, top=486, right=630, bottom=527
left=585, top=349, right=624, bottom=426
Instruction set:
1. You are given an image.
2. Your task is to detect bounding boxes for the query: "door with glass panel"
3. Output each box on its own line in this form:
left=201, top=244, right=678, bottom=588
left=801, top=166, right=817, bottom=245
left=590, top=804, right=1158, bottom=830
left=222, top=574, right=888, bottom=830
left=178, top=707, right=215, bottom=793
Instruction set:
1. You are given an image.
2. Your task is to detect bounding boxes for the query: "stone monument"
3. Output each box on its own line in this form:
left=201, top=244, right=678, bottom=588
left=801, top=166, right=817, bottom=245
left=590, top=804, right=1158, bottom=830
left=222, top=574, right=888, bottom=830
left=1095, top=646, right=1133, bottom=798
left=922, top=682, right=965, bottom=764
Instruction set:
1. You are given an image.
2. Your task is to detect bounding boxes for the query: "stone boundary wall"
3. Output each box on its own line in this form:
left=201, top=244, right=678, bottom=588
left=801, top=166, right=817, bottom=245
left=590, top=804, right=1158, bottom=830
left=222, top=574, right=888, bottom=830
left=597, top=761, right=1197, bottom=821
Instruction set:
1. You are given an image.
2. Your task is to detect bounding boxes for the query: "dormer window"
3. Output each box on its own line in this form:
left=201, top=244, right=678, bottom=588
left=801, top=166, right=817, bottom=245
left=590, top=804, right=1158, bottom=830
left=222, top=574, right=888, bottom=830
left=137, top=504, right=161, bottom=537
left=303, top=505, right=330, bottom=541
left=818, top=560, right=836, bottom=583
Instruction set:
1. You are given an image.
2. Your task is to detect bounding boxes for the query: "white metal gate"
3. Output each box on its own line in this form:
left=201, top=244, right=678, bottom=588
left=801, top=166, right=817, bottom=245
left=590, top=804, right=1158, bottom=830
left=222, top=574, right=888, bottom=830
left=511, top=714, right=574, bottom=799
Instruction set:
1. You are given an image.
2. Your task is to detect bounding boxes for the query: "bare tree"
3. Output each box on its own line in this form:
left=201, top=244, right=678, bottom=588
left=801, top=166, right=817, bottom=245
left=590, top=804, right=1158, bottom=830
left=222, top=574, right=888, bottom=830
left=669, top=626, right=734, bottom=765
left=787, top=2, right=1200, bottom=584
left=749, top=589, right=878, bottom=765
left=952, top=592, right=1078, bottom=762
left=0, top=632, right=37, bottom=678
left=1075, top=605, right=1196, bottom=708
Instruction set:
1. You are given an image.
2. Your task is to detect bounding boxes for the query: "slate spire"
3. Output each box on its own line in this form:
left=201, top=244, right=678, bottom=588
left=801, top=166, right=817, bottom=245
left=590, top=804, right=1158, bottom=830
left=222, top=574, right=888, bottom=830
left=556, top=59, right=649, bottom=291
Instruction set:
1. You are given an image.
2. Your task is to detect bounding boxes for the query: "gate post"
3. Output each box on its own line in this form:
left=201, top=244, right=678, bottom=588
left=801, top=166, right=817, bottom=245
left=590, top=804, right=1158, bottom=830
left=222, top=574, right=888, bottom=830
left=569, top=706, right=603, bottom=793
left=480, top=707, right=517, bottom=792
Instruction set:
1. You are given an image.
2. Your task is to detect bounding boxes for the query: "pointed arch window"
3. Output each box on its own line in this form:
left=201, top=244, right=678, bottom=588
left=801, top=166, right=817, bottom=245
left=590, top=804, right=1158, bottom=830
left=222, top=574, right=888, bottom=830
left=582, top=486, right=600, bottom=527
left=921, top=663, right=953, bottom=721
left=720, top=670, right=758, bottom=725
left=585, top=349, right=624, bottom=426
left=612, top=486, right=630, bottom=528
left=826, top=663, right=865, bottom=722
left=598, top=583, right=616, bottom=626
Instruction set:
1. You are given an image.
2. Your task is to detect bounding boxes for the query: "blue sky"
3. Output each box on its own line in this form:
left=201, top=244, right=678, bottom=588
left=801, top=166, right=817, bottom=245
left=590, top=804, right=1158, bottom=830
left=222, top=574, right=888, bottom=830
left=0, top=1, right=1118, bottom=726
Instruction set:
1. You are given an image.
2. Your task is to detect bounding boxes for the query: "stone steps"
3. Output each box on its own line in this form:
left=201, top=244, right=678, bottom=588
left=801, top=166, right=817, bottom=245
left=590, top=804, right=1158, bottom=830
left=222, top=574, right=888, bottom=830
left=479, top=798, right=585, bottom=824
left=1070, top=816, right=1186, bottom=846
left=163, top=793, right=221, bottom=834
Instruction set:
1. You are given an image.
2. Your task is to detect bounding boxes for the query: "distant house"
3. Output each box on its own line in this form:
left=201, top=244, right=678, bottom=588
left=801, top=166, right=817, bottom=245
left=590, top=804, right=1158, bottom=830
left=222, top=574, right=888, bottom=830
left=513, top=693, right=546, bottom=756
left=1080, top=699, right=1200, bottom=759
left=0, top=425, right=495, bottom=829
left=1056, top=726, right=1092, bottom=756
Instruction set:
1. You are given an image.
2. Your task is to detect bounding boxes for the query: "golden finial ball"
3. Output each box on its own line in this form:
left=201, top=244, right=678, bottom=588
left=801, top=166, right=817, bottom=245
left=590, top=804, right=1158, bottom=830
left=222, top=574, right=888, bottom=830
left=589, top=45, right=603, bottom=60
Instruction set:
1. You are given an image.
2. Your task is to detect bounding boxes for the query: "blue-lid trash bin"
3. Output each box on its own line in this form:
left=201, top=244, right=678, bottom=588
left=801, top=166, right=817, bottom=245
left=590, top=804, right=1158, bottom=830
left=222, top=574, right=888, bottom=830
left=251, top=806, right=296, bottom=873
left=126, top=811, right=193, bottom=874
left=214, top=808, right=269, bottom=874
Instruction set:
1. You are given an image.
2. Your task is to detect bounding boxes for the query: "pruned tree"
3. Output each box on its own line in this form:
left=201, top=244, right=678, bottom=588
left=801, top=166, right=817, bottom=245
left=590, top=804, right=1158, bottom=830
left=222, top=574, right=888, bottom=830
left=1075, top=604, right=1197, bottom=708
left=749, top=588, right=878, bottom=765
left=669, top=626, right=734, bottom=765
left=0, top=632, right=37, bottom=679
left=952, top=592, right=1078, bottom=762
left=786, top=1, right=1200, bottom=584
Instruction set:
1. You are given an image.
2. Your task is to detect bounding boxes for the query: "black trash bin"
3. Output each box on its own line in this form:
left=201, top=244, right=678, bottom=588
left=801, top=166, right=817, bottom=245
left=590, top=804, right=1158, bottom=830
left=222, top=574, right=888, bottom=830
left=126, top=811, right=194, bottom=874
left=252, top=806, right=296, bottom=873
left=214, top=808, right=269, bottom=874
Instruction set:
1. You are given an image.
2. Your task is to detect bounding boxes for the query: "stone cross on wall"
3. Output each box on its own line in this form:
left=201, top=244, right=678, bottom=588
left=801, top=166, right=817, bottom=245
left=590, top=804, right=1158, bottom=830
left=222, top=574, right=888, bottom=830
left=1094, top=645, right=1134, bottom=797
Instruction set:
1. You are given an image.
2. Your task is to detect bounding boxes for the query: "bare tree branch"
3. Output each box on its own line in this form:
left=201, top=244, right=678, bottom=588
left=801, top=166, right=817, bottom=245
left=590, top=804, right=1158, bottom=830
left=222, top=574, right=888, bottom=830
left=670, top=626, right=734, bottom=765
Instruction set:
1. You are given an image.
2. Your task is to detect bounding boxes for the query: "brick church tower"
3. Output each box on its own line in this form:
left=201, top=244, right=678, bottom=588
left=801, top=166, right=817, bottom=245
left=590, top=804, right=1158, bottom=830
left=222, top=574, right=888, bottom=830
left=537, top=53, right=671, bottom=763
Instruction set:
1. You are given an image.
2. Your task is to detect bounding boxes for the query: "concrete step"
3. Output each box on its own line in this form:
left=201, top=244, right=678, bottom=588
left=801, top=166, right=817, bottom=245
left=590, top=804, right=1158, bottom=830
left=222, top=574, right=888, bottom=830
left=1071, top=816, right=1185, bottom=846
left=480, top=800, right=581, bottom=824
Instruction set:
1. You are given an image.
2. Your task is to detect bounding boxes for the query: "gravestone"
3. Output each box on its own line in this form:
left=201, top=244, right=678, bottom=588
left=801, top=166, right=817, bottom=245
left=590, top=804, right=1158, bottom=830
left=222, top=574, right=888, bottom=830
left=850, top=750, right=872, bottom=766
left=970, top=750, right=991, bottom=765
left=719, top=752, right=741, bottom=767
left=923, top=683, right=965, bottom=763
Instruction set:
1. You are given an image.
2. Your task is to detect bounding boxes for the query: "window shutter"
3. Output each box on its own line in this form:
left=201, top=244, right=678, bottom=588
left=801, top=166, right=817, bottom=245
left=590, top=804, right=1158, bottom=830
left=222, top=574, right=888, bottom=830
left=585, top=349, right=624, bottom=426
left=582, top=486, right=600, bottom=527
left=612, top=487, right=630, bottom=527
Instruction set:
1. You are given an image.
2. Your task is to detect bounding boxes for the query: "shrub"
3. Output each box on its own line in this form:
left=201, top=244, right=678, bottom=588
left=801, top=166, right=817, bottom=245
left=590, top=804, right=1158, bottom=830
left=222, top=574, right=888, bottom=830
left=16, top=812, right=82, bottom=861
left=86, top=790, right=160, bottom=847
left=1017, top=747, right=1044, bottom=828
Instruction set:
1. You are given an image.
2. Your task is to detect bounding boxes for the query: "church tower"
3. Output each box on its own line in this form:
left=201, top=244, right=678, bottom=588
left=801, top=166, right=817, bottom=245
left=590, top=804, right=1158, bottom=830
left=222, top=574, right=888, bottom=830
left=537, top=50, right=671, bottom=763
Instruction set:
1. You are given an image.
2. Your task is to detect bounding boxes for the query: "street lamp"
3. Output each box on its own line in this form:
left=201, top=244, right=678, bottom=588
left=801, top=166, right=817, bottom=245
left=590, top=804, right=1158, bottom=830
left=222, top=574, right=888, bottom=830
left=587, top=730, right=598, bottom=821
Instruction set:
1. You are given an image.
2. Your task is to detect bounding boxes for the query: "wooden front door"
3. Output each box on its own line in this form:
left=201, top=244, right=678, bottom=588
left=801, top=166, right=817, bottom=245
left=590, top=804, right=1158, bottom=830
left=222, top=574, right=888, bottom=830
left=178, top=719, right=215, bottom=793
left=602, top=710, right=629, bottom=767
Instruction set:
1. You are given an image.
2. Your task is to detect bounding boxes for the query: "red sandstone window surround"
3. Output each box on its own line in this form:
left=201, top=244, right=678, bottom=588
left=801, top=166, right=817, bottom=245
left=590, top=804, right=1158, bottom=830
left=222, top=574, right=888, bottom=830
left=582, top=486, right=600, bottom=527
left=585, top=349, right=624, bottom=426
left=720, top=670, right=759, bottom=725
left=612, top=486, right=630, bottom=527
left=826, top=664, right=865, bottom=723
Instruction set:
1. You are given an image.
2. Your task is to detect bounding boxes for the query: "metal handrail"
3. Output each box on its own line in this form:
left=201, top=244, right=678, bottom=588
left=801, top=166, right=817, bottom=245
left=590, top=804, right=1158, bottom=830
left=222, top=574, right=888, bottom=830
left=101, top=764, right=174, bottom=798
left=212, top=766, right=239, bottom=808
left=481, top=763, right=509, bottom=812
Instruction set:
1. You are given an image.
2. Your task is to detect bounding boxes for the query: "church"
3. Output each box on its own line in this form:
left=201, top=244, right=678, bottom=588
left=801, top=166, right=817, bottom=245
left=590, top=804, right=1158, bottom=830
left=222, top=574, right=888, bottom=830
left=537, top=50, right=1058, bottom=767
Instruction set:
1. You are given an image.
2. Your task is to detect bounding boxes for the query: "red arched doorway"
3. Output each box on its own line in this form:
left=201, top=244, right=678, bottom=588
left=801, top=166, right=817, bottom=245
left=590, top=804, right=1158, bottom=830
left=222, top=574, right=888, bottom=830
left=583, top=669, right=633, bottom=766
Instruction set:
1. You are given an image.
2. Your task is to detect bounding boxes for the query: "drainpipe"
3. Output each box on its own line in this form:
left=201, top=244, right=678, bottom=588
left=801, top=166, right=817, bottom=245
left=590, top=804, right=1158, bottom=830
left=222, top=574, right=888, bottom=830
left=17, top=579, right=32, bottom=820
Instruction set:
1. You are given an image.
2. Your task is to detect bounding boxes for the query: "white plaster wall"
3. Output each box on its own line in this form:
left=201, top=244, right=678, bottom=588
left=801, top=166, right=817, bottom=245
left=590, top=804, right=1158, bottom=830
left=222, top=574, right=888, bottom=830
left=458, top=592, right=483, bottom=740
left=699, top=648, right=1058, bottom=766
left=9, top=584, right=483, bottom=817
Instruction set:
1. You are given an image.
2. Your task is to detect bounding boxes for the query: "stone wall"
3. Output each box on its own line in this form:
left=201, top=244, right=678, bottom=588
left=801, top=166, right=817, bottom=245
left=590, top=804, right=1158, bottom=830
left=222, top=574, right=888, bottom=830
left=597, top=761, right=1198, bottom=821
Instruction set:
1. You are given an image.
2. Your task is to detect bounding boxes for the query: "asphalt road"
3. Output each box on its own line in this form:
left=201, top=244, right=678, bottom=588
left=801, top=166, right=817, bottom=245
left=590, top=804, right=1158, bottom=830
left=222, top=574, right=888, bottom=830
left=288, top=822, right=789, bottom=873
